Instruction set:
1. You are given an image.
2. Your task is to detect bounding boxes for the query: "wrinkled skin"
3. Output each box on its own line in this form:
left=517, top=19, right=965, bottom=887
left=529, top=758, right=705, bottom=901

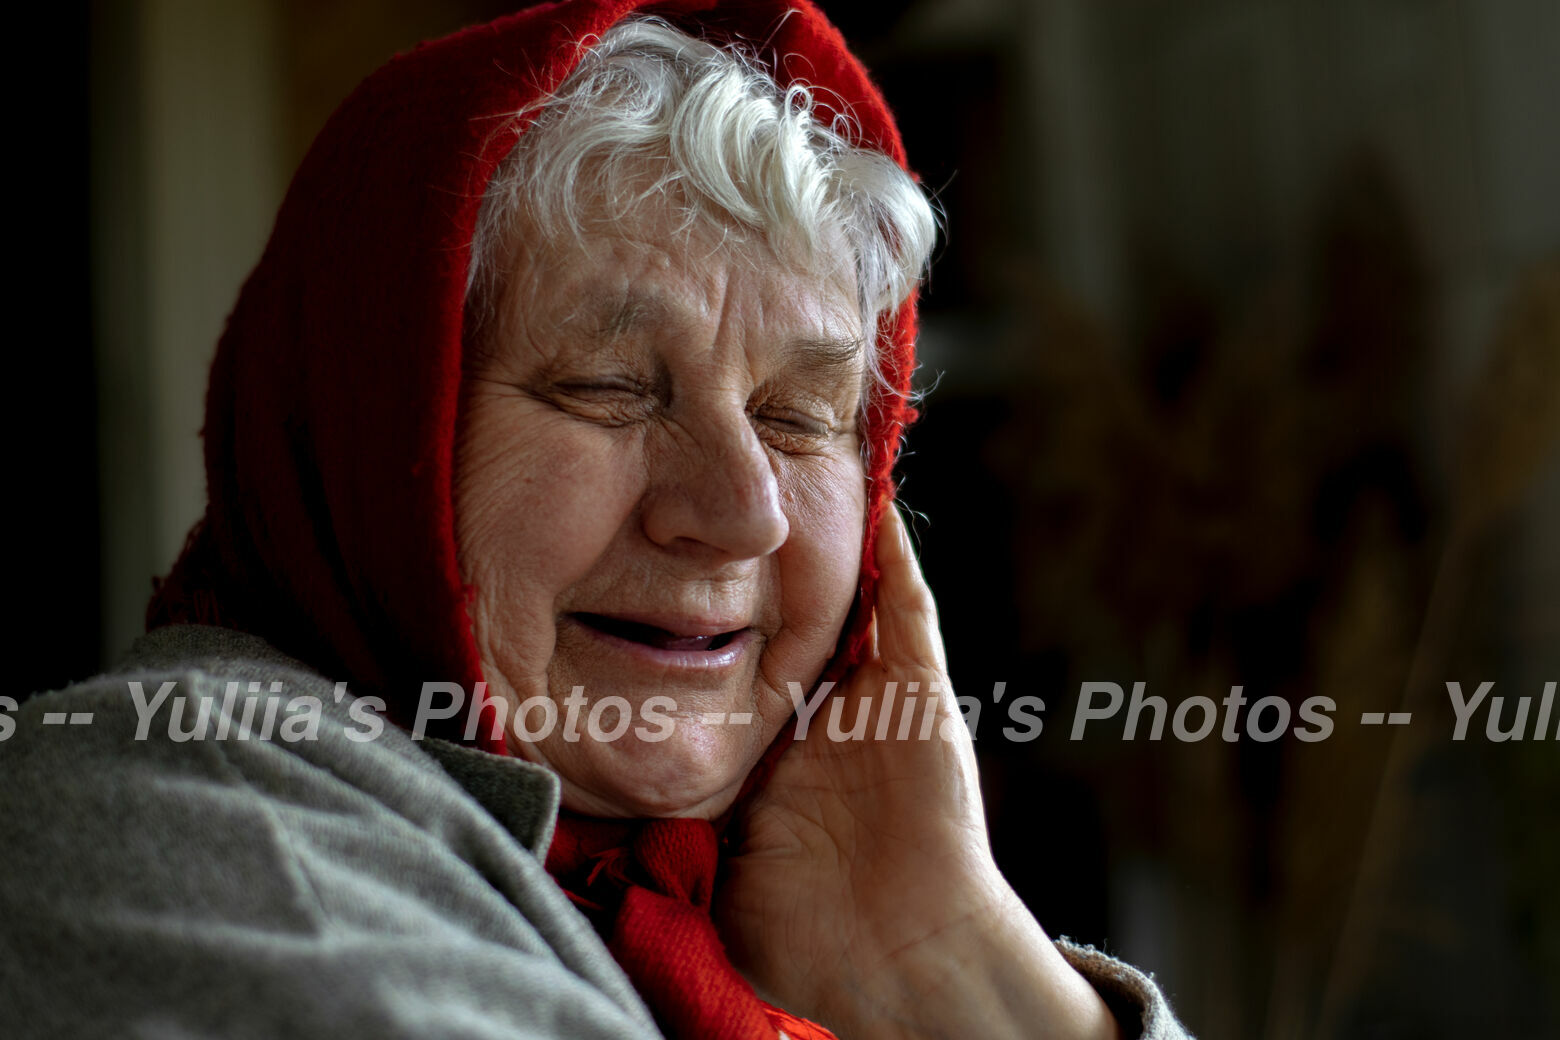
left=456, top=209, right=867, bottom=820
left=456, top=203, right=1119, bottom=1039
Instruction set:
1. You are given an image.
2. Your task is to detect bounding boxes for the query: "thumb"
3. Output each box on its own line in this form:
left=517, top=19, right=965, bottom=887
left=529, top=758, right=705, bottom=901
left=872, top=505, right=948, bottom=674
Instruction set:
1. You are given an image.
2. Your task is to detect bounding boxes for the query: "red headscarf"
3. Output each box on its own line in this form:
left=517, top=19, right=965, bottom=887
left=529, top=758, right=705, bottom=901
left=148, top=2, right=920, bottom=1037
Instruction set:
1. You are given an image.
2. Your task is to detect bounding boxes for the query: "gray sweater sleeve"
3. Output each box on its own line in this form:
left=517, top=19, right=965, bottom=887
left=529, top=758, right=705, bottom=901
left=0, top=664, right=663, bottom=1040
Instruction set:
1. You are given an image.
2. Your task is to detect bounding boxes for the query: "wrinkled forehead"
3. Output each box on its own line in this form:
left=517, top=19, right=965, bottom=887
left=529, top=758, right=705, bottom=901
left=488, top=199, right=867, bottom=369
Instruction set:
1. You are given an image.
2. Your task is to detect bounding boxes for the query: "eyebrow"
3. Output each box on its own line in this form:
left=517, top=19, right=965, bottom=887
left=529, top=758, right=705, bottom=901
left=576, top=289, right=867, bottom=377
left=780, top=335, right=869, bottom=380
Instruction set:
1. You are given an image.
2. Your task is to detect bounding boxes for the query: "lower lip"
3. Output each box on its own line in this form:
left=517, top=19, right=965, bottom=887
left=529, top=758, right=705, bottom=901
left=566, top=618, right=757, bottom=672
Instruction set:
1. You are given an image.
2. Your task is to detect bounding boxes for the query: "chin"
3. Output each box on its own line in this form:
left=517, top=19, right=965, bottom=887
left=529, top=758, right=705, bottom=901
left=541, top=723, right=761, bottom=820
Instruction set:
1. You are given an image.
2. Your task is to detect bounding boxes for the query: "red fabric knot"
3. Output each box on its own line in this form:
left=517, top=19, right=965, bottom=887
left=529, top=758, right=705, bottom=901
left=585, top=845, right=635, bottom=890
left=631, top=818, right=719, bottom=906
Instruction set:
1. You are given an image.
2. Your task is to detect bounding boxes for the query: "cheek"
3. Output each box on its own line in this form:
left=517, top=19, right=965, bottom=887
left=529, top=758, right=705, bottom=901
left=454, top=399, right=642, bottom=650
left=773, top=454, right=867, bottom=670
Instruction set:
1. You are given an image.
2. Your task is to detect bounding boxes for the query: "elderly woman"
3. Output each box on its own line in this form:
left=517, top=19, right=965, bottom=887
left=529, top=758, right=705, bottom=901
left=1, top=2, right=1186, bottom=1038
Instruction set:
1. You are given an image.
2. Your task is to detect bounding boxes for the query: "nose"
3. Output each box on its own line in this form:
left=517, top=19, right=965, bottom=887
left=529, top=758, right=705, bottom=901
left=640, top=409, right=790, bottom=560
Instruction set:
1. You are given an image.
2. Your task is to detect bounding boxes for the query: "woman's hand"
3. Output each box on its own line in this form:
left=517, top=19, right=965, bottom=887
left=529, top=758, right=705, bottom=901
left=718, top=506, right=1121, bottom=1040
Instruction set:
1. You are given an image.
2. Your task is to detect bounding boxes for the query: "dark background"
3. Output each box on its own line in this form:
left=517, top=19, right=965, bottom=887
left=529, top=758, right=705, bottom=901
left=23, top=2, right=1559, bottom=1037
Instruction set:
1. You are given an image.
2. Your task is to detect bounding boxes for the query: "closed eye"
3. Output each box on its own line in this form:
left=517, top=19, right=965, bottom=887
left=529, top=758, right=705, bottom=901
left=755, top=407, right=832, bottom=436
left=750, top=402, right=852, bottom=456
left=543, top=379, right=658, bottom=426
left=554, top=378, right=647, bottom=397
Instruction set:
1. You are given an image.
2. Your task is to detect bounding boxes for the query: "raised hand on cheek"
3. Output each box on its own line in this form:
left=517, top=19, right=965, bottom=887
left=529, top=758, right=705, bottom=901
left=720, top=504, right=1122, bottom=1040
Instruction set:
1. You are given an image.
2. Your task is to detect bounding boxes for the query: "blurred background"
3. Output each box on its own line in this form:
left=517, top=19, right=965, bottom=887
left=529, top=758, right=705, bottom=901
left=22, top=1, right=1558, bottom=1036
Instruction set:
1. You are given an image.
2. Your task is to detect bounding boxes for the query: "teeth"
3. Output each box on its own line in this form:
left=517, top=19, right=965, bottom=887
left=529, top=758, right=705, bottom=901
left=658, top=634, right=717, bottom=652
left=578, top=614, right=735, bottom=652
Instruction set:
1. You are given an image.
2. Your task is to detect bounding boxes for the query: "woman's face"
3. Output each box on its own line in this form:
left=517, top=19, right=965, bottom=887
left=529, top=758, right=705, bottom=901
left=455, top=207, right=868, bottom=819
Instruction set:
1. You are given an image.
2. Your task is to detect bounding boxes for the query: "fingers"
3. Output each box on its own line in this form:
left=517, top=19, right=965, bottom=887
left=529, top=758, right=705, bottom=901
left=872, top=504, right=949, bottom=674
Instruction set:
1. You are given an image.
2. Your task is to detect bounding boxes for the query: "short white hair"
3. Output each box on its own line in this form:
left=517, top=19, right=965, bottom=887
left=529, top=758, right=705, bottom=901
left=466, top=16, right=936, bottom=397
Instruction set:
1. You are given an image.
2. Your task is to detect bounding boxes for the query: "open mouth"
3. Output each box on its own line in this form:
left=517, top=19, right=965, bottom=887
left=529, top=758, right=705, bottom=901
left=574, top=613, right=744, bottom=653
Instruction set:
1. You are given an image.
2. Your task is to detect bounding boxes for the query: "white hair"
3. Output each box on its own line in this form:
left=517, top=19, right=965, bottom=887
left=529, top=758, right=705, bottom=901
left=466, top=16, right=936, bottom=400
